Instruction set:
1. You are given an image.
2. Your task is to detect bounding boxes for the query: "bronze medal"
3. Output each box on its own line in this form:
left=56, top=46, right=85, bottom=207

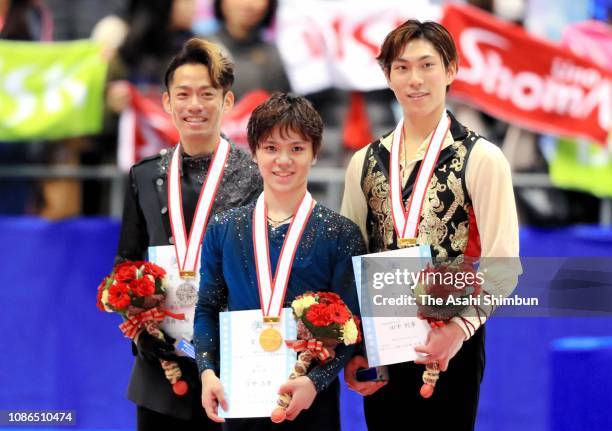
left=398, top=238, right=418, bottom=248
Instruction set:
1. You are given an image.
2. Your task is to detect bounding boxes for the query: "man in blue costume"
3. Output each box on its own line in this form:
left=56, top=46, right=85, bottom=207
left=194, top=93, right=366, bottom=430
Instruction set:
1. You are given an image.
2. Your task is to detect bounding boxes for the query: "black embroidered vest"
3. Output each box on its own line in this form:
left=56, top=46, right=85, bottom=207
left=360, top=113, right=482, bottom=259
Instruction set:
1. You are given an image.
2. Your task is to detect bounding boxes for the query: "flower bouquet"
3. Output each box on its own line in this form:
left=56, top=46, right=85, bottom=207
left=412, top=260, right=482, bottom=398
left=96, top=260, right=189, bottom=396
left=271, top=291, right=361, bottom=423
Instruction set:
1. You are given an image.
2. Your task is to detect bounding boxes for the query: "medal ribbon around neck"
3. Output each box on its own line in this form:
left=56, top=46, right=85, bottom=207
left=390, top=112, right=451, bottom=241
left=168, top=138, right=230, bottom=276
left=253, top=191, right=315, bottom=320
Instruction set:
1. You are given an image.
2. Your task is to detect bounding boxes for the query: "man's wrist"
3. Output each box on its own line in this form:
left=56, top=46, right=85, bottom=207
left=448, top=320, right=468, bottom=342
left=299, top=375, right=318, bottom=395
left=201, top=369, right=216, bottom=381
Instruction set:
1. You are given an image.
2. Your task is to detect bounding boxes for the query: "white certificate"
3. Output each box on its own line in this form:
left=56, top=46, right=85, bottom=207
left=219, top=308, right=297, bottom=418
left=148, top=245, right=198, bottom=342
left=352, top=246, right=432, bottom=367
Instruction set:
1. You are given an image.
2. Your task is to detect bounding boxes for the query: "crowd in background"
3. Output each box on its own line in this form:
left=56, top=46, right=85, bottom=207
left=0, top=0, right=610, bottom=224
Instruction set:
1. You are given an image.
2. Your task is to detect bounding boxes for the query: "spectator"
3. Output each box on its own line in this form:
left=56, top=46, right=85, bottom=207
left=207, top=0, right=290, bottom=102
left=105, top=0, right=197, bottom=113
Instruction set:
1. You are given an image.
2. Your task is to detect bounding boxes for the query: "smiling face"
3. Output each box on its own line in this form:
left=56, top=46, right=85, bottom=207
left=162, top=63, right=234, bottom=150
left=254, top=126, right=314, bottom=196
left=387, top=38, right=456, bottom=119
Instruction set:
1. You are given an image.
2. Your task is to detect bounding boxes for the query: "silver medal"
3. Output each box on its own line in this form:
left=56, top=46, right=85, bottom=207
left=176, top=282, right=198, bottom=306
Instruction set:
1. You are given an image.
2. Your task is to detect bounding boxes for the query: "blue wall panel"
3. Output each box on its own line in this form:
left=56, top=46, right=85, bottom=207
left=0, top=218, right=610, bottom=430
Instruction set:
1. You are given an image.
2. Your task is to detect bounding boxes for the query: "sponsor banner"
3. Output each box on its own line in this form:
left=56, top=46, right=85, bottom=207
left=276, top=0, right=440, bottom=94
left=542, top=19, right=612, bottom=197
left=562, top=21, right=612, bottom=70
left=0, top=40, right=107, bottom=141
left=442, top=4, right=611, bottom=145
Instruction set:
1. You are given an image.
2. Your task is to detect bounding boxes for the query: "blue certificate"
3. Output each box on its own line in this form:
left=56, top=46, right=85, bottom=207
left=219, top=308, right=297, bottom=418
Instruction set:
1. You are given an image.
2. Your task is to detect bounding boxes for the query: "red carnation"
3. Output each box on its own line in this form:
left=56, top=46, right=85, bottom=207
left=96, top=277, right=108, bottom=311
left=108, top=282, right=131, bottom=310
left=327, top=303, right=350, bottom=324
left=131, top=276, right=155, bottom=297
left=96, top=289, right=104, bottom=311
left=305, top=303, right=332, bottom=327
left=316, top=292, right=342, bottom=305
left=95, top=259, right=187, bottom=397
left=142, top=262, right=166, bottom=279
left=115, top=264, right=138, bottom=283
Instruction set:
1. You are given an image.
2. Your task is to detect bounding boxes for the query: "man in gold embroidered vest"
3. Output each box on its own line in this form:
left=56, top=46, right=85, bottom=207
left=341, top=20, right=520, bottom=431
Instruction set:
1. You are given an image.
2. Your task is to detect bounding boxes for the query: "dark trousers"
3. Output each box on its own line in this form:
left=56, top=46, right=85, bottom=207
left=222, top=379, right=340, bottom=431
left=137, top=402, right=221, bottom=431
left=364, top=327, right=485, bottom=431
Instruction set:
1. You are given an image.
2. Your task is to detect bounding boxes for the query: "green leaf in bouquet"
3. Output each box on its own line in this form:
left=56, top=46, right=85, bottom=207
left=131, top=295, right=145, bottom=308
left=302, top=318, right=342, bottom=341
left=155, top=278, right=166, bottom=294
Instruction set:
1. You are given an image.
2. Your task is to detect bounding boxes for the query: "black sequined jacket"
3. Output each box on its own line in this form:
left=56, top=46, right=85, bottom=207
left=115, top=143, right=262, bottom=420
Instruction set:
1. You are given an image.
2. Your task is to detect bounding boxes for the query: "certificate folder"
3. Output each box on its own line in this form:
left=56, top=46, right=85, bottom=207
left=352, top=246, right=432, bottom=367
left=219, top=308, right=297, bottom=418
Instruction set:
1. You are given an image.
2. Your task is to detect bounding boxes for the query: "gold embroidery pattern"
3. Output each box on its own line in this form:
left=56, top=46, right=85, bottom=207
left=450, top=141, right=467, bottom=172
left=450, top=219, right=470, bottom=252
left=363, top=158, right=395, bottom=249
left=418, top=170, right=466, bottom=258
left=363, top=136, right=476, bottom=257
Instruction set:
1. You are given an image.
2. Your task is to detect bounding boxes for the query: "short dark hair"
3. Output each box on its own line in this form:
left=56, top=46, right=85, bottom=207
left=164, top=38, right=234, bottom=92
left=213, top=0, right=278, bottom=30
left=377, top=19, right=458, bottom=80
left=247, top=93, right=323, bottom=156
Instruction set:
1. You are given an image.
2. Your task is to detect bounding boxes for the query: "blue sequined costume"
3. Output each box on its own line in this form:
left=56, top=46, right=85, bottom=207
left=194, top=201, right=366, bottom=393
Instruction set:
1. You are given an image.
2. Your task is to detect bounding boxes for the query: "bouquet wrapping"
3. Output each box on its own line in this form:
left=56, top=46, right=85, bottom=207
left=271, top=291, right=361, bottom=423
left=413, top=259, right=482, bottom=398
left=96, top=260, right=189, bottom=396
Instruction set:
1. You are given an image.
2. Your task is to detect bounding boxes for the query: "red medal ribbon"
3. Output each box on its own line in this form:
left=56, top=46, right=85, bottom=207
left=253, top=192, right=315, bottom=320
left=168, top=139, right=230, bottom=277
left=389, top=112, right=451, bottom=241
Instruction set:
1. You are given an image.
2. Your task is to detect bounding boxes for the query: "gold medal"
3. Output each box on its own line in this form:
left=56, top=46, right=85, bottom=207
left=259, top=327, right=283, bottom=352
left=398, top=237, right=418, bottom=248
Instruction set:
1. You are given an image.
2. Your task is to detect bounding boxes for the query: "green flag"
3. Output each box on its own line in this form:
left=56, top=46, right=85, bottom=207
left=548, top=138, right=612, bottom=198
left=0, top=40, right=107, bottom=141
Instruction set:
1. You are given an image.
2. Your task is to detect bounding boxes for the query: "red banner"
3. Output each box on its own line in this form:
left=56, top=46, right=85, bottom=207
left=117, top=85, right=179, bottom=171
left=118, top=87, right=270, bottom=171
left=442, top=4, right=611, bottom=145
left=221, top=89, right=270, bottom=150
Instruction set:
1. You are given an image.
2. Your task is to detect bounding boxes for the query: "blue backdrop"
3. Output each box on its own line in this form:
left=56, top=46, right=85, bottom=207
left=0, top=218, right=610, bottom=430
